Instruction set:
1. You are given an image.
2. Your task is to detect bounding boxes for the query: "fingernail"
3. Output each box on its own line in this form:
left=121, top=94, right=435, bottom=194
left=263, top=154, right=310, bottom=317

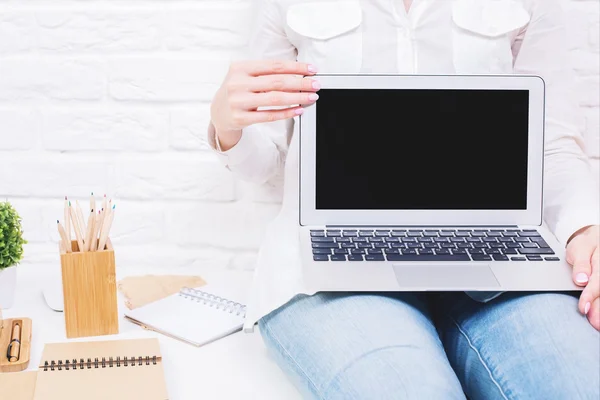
left=312, top=81, right=321, bottom=90
left=575, top=272, right=589, bottom=284
left=584, top=302, right=591, bottom=315
left=307, top=65, right=318, bottom=73
left=308, top=93, right=319, bottom=101
left=294, top=108, right=304, bottom=115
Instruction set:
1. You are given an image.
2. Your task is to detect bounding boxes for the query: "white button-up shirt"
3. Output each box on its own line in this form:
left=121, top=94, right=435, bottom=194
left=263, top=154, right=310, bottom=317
left=208, top=0, right=600, bottom=331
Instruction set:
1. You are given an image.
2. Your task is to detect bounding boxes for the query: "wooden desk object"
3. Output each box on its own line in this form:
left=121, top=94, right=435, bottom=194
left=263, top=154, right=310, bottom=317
left=0, top=314, right=32, bottom=372
left=60, top=239, right=119, bottom=338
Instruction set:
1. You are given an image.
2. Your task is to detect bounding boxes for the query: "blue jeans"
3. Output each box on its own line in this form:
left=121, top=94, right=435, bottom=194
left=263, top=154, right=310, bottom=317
left=259, top=292, right=599, bottom=399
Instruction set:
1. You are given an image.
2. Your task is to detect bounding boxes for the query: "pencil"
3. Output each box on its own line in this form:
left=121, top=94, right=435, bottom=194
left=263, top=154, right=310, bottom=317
left=75, top=200, right=86, bottom=235
left=57, top=220, right=71, bottom=253
left=64, top=196, right=71, bottom=246
left=102, top=194, right=107, bottom=216
left=91, top=209, right=101, bottom=251
left=69, top=201, right=85, bottom=252
left=98, top=204, right=115, bottom=251
left=90, top=192, right=96, bottom=220
left=84, top=209, right=95, bottom=252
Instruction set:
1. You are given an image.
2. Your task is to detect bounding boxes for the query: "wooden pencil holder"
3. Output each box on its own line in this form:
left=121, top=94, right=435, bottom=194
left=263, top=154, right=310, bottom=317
left=0, top=316, right=32, bottom=372
left=59, top=239, right=119, bottom=339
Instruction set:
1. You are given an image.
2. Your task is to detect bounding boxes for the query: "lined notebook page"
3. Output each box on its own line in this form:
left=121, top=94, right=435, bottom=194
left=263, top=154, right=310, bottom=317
left=33, top=338, right=168, bottom=400
left=125, top=286, right=246, bottom=347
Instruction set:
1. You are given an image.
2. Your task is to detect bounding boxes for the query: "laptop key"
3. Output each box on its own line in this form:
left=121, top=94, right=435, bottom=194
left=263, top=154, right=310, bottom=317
left=518, top=231, right=541, bottom=237
left=342, top=243, right=356, bottom=248
left=504, top=248, right=518, bottom=255
left=312, top=243, right=338, bottom=249
left=453, top=248, right=467, bottom=254
left=334, top=248, right=348, bottom=254
left=313, top=255, right=329, bottom=261
left=310, top=231, right=325, bottom=237
left=492, top=255, right=509, bottom=261
left=330, top=255, right=346, bottom=261
left=386, top=254, right=471, bottom=261
left=351, top=249, right=366, bottom=254
left=502, top=232, right=518, bottom=237
left=515, top=237, right=530, bottom=242
left=472, top=255, right=492, bottom=261
left=348, top=255, right=364, bottom=261
left=526, top=255, right=543, bottom=261
left=506, top=243, right=521, bottom=248
left=312, top=249, right=331, bottom=255
left=522, top=243, right=538, bottom=248
left=366, top=255, right=385, bottom=261
left=518, top=248, right=555, bottom=255
left=511, top=257, right=527, bottom=261
left=311, top=237, right=334, bottom=243
left=402, top=249, right=418, bottom=255
left=545, top=257, right=560, bottom=261
left=436, top=249, right=451, bottom=255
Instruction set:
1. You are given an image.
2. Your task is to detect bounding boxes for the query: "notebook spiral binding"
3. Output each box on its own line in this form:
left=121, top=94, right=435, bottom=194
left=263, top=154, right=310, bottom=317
left=179, top=287, right=246, bottom=317
left=42, top=356, right=158, bottom=371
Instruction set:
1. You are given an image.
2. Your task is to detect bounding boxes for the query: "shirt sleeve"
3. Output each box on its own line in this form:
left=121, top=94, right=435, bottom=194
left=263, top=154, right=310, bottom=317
left=207, top=0, right=297, bottom=185
left=512, top=0, right=600, bottom=245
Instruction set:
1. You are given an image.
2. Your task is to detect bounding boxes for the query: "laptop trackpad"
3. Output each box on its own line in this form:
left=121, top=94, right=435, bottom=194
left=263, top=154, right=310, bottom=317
left=392, top=264, right=500, bottom=289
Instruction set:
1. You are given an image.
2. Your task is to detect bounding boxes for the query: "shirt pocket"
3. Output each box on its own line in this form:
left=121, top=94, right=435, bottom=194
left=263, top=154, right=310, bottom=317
left=286, top=1, right=363, bottom=73
left=452, top=0, right=530, bottom=74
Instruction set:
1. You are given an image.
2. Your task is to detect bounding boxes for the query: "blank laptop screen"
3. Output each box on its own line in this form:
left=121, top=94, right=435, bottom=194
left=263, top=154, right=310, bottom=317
left=315, top=88, right=529, bottom=210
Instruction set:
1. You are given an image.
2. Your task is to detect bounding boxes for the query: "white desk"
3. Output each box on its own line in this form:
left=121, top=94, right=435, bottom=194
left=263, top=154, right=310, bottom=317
left=3, top=264, right=301, bottom=400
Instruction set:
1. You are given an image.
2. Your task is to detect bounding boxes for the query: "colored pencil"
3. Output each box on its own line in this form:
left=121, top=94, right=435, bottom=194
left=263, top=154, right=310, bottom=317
left=84, top=209, right=95, bottom=252
left=97, top=204, right=115, bottom=251
left=64, top=196, right=71, bottom=246
left=57, top=220, right=71, bottom=253
left=68, top=202, right=85, bottom=252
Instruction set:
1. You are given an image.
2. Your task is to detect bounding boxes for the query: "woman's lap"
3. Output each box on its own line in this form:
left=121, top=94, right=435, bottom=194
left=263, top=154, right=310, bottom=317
left=260, top=291, right=600, bottom=400
left=259, top=292, right=464, bottom=400
left=436, top=291, right=600, bottom=400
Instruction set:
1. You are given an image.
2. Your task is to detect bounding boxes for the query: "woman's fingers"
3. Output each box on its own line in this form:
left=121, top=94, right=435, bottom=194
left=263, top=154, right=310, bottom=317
left=240, top=106, right=305, bottom=125
left=579, top=247, right=599, bottom=315
left=567, top=235, right=594, bottom=286
left=232, top=91, right=318, bottom=109
left=587, top=297, right=600, bottom=331
left=234, top=59, right=317, bottom=77
left=246, top=75, right=320, bottom=93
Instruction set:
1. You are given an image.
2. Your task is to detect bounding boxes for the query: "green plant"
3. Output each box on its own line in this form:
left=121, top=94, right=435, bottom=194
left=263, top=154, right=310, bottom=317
left=0, top=202, right=27, bottom=270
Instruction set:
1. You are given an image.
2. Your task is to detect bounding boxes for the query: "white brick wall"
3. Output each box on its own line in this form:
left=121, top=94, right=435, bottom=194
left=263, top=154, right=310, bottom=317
left=0, top=0, right=598, bottom=271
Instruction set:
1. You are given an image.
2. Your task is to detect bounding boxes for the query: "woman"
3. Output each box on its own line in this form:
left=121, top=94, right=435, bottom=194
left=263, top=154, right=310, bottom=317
left=209, top=0, right=600, bottom=398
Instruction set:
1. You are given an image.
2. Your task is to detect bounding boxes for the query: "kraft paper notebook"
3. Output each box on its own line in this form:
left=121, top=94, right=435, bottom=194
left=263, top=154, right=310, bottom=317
left=34, top=338, right=168, bottom=400
left=124, top=286, right=246, bottom=347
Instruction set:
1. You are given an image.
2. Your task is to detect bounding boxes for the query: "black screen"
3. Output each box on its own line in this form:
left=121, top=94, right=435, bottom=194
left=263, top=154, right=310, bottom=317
left=315, top=89, right=529, bottom=210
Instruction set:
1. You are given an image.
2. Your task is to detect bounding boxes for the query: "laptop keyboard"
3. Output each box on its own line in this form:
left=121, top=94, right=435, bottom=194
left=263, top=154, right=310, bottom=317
left=311, top=228, right=559, bottom=262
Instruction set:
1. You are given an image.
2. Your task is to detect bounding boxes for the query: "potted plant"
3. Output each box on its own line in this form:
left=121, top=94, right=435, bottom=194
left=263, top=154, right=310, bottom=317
left=0, top=202, right=26, bottom=309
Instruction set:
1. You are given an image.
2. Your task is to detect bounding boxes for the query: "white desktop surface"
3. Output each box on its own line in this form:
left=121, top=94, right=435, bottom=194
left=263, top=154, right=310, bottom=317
left=2, top=264, right=301, bottom=400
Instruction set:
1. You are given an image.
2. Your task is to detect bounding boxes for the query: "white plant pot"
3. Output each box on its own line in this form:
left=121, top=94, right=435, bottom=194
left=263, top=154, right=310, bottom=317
left=0, top=266, right=17, bottom=309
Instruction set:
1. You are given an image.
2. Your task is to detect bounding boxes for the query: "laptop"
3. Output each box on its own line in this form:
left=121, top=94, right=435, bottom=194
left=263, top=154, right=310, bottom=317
left=298, top=74, right=580, bottom=293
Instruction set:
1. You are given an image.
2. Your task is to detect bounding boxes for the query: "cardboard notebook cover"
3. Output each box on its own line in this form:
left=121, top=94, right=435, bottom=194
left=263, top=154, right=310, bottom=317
left=34, top=338, right=168, bottom=400
left=0, top=370, right=38, bottom=400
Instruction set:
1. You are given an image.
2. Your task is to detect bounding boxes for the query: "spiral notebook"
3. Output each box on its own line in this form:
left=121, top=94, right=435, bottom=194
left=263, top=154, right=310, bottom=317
left=124, top=286, right=247, bottom=347
left=33, top=338, right=168, bottom=400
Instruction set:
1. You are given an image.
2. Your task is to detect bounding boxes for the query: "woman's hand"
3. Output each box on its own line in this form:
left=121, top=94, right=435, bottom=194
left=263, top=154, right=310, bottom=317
left=210, top=60, right=320, bottom=150
left=567, top=225, right=600, bottom=330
